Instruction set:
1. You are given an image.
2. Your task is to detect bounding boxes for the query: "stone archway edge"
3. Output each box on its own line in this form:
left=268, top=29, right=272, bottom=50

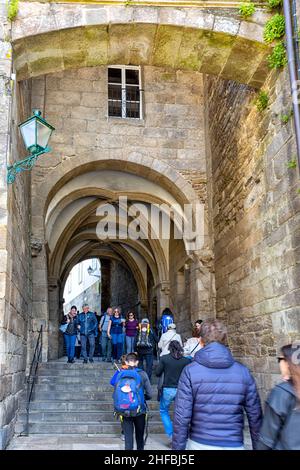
left=16, top=0, right=270, bottom=7
left=13, top=3, right=271, bottom=87
left=12, top=3, right=270, bottom=43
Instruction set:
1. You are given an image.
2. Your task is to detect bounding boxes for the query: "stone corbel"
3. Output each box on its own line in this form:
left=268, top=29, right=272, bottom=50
left=48, top=276, right=59, bottom=291
left=30, top=238, right=44, bottom=257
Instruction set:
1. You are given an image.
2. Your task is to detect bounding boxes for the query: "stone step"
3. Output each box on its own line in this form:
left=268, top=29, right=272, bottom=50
left=15, top=422, right=165, bottom=435
left=35, top=375, right=159, bottom=384
left=36, top=376, right=118, bottom=384
left=18, top=409, right=168, bottom=423
left=32, top=391, right=159, bottom=400
left=33, top=383, right=158, bottom=393
left=39, top=362, right=138, bottom=370
left=23, top=400, right=161, bottom=412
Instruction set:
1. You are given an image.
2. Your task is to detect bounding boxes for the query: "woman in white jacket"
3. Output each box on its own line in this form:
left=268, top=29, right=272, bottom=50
left=183, top=319, right=203, bottom=358
left=158, top=323, right=182, bottom=357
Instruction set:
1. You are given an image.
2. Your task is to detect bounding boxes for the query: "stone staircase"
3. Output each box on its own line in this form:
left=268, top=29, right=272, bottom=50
left=15, top=359, right=165, bottom=436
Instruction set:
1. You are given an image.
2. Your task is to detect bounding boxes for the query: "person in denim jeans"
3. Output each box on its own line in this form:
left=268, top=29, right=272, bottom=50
left=99, top=307, right=113, bottom=361
left=155, top=340, right=191, bottom=445
left=77, top=303, right=98, bottom=363
left=107, top=307, right=125, bottom=362
left=125, top=312, right=139, bottom=353
left=61, top=305, right=78, bottom=363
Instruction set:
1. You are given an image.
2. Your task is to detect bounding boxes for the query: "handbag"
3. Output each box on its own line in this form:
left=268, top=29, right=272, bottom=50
left=59, top=323, right=68, bottom=333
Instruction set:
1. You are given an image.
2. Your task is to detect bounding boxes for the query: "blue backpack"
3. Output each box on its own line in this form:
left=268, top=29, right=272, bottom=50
left=161, top=314, right=174, bottom=334
left=113, top=369, right=145, bottom=417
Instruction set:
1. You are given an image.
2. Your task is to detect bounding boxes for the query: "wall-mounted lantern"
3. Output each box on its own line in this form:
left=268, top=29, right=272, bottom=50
left=7, top=109, right=55, bottom=184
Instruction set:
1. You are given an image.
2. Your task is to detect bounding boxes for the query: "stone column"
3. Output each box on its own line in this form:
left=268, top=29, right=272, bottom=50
left=189, top=249, right=216, bottom=322
left=155, top=281, right=171, bottom=315
left=31, top=238, right=50, bottom=361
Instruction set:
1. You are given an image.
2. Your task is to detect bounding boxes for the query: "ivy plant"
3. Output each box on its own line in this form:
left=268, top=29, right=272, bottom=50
left=255, top=91, right=269, bottom=112
left=280, top=109, right=293, bottom=124
left=287, top=159, right=297, bottom=169
left=267, top=0, right=283, bottom=8
left=239, top=3, right=256, bottom=18
left=267, top=42, right=287, bottom=68
left=7, top=0, right=19, bottom=22
left=264, top=14, right=285, bottom=43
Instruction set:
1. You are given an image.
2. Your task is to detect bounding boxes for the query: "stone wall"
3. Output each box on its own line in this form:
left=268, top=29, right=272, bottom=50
left=204, top=68, right=300, bottom=398
left=30, top=65, right=205, bottom=184
left=0, top=2, right=32, bottom=447
left=110, top=260, right=139, bottom=317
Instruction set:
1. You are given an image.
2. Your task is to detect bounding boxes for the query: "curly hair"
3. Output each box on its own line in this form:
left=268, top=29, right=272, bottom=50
left=168, top=340, right=184, bottom=359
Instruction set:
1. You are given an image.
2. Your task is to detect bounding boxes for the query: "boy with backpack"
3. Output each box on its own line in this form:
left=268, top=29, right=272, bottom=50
left=111, top=352, right=152, bottom=450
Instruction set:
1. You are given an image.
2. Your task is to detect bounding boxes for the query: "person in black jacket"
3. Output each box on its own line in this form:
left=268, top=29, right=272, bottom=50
left=136, top=318, right=158, bottom=381
left=156, top=340, right=191, bottom=444
left=61, top=305, right=78, bottom=363
left=257, top=343, right=300, bottom=450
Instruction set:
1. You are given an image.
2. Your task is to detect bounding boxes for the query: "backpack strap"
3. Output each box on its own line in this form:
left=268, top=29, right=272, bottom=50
left=189, top=341, right=200, bottom=355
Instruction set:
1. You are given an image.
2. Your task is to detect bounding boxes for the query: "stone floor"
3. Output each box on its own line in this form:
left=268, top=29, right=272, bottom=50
left=7, top=433, right=252, bottom=450
left=7, top=433, right=171, bottom=450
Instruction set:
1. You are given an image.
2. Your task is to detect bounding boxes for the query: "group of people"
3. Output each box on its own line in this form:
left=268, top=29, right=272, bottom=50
left=109, top=319, right=300, bottom=451
left=61, top=309, right=300, bottom=451
left=61, top=304, right=166, bottom=377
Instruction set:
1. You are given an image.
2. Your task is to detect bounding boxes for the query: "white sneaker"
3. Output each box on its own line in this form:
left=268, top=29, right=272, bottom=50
left=121, top=434, right=125, bottom=441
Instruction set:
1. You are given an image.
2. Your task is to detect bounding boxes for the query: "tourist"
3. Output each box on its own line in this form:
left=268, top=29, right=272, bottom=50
left=99, top=307, right=113, bottom=362
left=158, top=323, right=182, bottom=357
left=136, top=318, right=158, bottom=381
left=61, top=305, right=78, bottom=363
left=77, top=303, right=98, bottom=363
left=172, top=318, right=262, bottom=450
left=112, top=352, right=152, bottom=450
left=158, top=308, right=174, bottom=338
left=107, top=307, right=125, bottom=363
left=125, top=311, right=139, bottom=353
left=257, top=343, right=300, bottom=450
left=183, top=320, right=203, bottom=358
left=156, top=340, right=191, bottom=445
left=110, top=354, right=129, bottom=441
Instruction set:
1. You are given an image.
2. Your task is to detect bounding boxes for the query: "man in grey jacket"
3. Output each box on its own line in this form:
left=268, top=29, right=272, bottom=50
left=99, top=307, right=113, bottom=362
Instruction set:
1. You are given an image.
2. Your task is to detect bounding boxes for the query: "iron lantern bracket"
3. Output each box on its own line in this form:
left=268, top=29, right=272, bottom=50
left=7, top=147, right=51, bottom=184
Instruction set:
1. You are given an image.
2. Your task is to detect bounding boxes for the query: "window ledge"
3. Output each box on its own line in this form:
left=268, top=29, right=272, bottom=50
left=107, top=117, right=145, bottom=126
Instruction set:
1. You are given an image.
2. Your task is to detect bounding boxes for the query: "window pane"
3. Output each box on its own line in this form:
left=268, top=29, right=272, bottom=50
left=108, top=101, right=122, bottom=117
left=108, top=68, right=121, bottom=83
left=126, top=86, right=140, bottom=102
left=126, top=69, right=139, bottom=85
left=126, top=101, right=140, bottom=118
left=108, top=84, right=122, bottom=100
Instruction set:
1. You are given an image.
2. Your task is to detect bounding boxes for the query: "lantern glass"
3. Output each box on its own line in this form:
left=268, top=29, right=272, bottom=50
left=19, top=119, right=36, bottom=152
left=18, top=110, right=55, bottom=154
left=37, top=120, right=53, bottom=149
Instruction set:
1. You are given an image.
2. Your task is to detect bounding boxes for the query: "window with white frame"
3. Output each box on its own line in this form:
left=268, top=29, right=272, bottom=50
left=108, top=66, right=142, bottom=119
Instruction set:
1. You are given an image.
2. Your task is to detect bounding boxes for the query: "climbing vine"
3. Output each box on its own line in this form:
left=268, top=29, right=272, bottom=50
left=7, top=0, right=19, bottom=21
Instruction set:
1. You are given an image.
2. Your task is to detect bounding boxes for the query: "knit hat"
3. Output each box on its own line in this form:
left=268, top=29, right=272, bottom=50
left=141, top=318, right=149, bottom=324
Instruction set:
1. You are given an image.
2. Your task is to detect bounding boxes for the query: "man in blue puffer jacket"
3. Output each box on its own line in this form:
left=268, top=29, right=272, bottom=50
left=172, top=319, right=262, bottom=450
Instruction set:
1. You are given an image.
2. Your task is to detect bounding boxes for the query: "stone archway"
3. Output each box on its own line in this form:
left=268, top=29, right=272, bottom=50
left=31, top=158, right=212, bottom=359
left=13, top=4, right=271, bottom=88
